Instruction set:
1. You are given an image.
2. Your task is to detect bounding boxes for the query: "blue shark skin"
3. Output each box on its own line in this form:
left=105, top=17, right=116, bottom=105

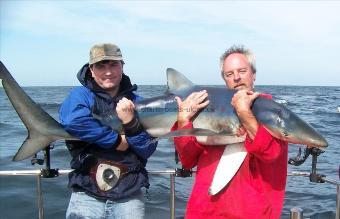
left=0, top=61, right=327, bottom=162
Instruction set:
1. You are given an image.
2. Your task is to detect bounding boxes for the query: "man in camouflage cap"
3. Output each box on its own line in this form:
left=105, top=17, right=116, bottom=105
left=60, top=43, right=157, bottom=219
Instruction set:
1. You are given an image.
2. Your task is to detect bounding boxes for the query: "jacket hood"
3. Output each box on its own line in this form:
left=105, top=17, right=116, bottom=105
left=76, top=63, right=137, bottom=101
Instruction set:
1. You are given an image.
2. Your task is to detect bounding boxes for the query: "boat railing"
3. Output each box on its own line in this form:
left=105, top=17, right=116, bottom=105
left=0, top=169, right=339, bottom=219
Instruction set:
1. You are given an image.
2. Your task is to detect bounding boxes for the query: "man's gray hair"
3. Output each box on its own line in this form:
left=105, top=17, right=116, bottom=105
left=220, top=45, right=256, bottom=75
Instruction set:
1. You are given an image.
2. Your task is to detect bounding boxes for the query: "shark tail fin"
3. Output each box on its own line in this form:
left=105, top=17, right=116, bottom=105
left=1, top=61, right=77, bottom=161
left=12, top=133, right=53, bottom=161
left=12, top=119, right=76, bottom=161
left=12, top=124, right=76, bottom=161
left=0, top=61, right=10, bottom=79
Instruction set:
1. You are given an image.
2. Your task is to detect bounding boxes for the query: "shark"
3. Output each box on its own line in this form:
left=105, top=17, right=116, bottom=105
left=0, top=61, right=328, bottom=195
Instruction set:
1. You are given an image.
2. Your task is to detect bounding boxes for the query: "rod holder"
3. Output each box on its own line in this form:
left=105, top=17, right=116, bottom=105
left=309, top=147, right=325, bottom=183
left=175, top=168, right=192, bottom=178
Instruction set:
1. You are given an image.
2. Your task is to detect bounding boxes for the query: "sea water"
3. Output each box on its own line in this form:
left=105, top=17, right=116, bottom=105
left=0, top=85, right=339, bottom=219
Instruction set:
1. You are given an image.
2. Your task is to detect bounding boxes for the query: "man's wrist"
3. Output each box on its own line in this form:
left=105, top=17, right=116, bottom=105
left=239, top=112, right=258, bottom=140
left=121, top=116, right=134, bottom=124
left=113, top=134, right=122, bottom=148
left=122, top=117, right=144, bottom=136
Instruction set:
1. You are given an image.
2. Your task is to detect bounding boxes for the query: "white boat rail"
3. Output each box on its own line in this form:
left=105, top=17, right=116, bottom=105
left=0, top=169, right=339, bottom=219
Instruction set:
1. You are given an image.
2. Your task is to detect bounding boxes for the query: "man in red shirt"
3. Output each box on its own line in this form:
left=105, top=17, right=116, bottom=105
left=172, top=45, right=288, bottom=219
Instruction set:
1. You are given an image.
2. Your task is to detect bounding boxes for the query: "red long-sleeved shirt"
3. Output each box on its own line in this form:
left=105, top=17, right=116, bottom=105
left=172, top=122, right=288, bottom=219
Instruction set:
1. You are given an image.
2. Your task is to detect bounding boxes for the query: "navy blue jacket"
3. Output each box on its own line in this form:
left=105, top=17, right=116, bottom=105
left=59, top=64, right=157, bottom=200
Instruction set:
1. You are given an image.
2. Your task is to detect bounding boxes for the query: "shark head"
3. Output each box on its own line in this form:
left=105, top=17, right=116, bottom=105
left=252, top=97, right=328, bottom=148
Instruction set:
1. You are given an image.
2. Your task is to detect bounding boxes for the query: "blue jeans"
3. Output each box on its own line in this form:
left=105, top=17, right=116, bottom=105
left=66, top=190, right=146, bottom=219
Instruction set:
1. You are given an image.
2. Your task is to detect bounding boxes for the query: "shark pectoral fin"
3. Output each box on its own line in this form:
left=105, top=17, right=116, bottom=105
left=149, top=128, right=218, bottom=144
left=208, top=143, right=247, bottom=196
left=197, top=135, right=246, bottom=146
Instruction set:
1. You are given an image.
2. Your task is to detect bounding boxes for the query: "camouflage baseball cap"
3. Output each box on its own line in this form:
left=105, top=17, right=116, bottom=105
left=89, top=43, right=123, bottom=65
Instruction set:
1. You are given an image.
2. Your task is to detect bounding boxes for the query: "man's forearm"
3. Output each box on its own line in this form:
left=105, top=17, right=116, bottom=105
left=238, top=109, right=258, bottom=140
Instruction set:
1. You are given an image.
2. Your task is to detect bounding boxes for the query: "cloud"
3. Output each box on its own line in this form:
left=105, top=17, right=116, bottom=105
left=1, top=1, right=340, bottom=86
left=4, top=1, right=340, bottom=48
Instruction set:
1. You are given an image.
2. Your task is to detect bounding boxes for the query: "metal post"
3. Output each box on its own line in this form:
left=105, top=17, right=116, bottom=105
left=311, top=153, right=317, bottom=176
left=170, top=173, right=175, bottom=219
left=45, top=147, right=51, bottom=170
left=36, top=174, right=44, bottom=219
left=290, top=207, right=303, bottom=219
left=336, top=184, right=339, bottom=219
left=319, top=176, right=340, bottom=219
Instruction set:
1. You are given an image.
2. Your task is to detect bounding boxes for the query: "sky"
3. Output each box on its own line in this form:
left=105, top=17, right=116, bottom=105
left=1, top=0, right=340, bottom=86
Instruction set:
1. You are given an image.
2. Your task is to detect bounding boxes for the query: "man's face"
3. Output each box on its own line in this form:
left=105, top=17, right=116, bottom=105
left=90, top=60, right=123, bottom=90
left=222, top=53, right=255, bottom=91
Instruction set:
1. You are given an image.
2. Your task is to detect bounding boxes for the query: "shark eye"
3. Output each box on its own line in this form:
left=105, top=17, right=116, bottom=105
left=275, top=108, right=289, bottom=119
left=276, top=117, right=285, bottom=127
left=282, top=131, right=289, bottom=137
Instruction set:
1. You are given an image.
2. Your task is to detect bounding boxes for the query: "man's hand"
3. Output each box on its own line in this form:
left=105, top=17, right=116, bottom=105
left=116, top=135, right=129, bottom=151
left=231, top=90, right=260, bottom=140
left=175, top=90, right=210, bottom=128
left=231, top=90, right=259, bottom=113
left=236, top=126, right=246, bottom=137
left=116, top=97, right=135, bottom=124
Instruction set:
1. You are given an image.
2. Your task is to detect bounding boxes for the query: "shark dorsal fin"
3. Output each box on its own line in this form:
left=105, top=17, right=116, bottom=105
left=166, top=68, right=194, bottom=93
